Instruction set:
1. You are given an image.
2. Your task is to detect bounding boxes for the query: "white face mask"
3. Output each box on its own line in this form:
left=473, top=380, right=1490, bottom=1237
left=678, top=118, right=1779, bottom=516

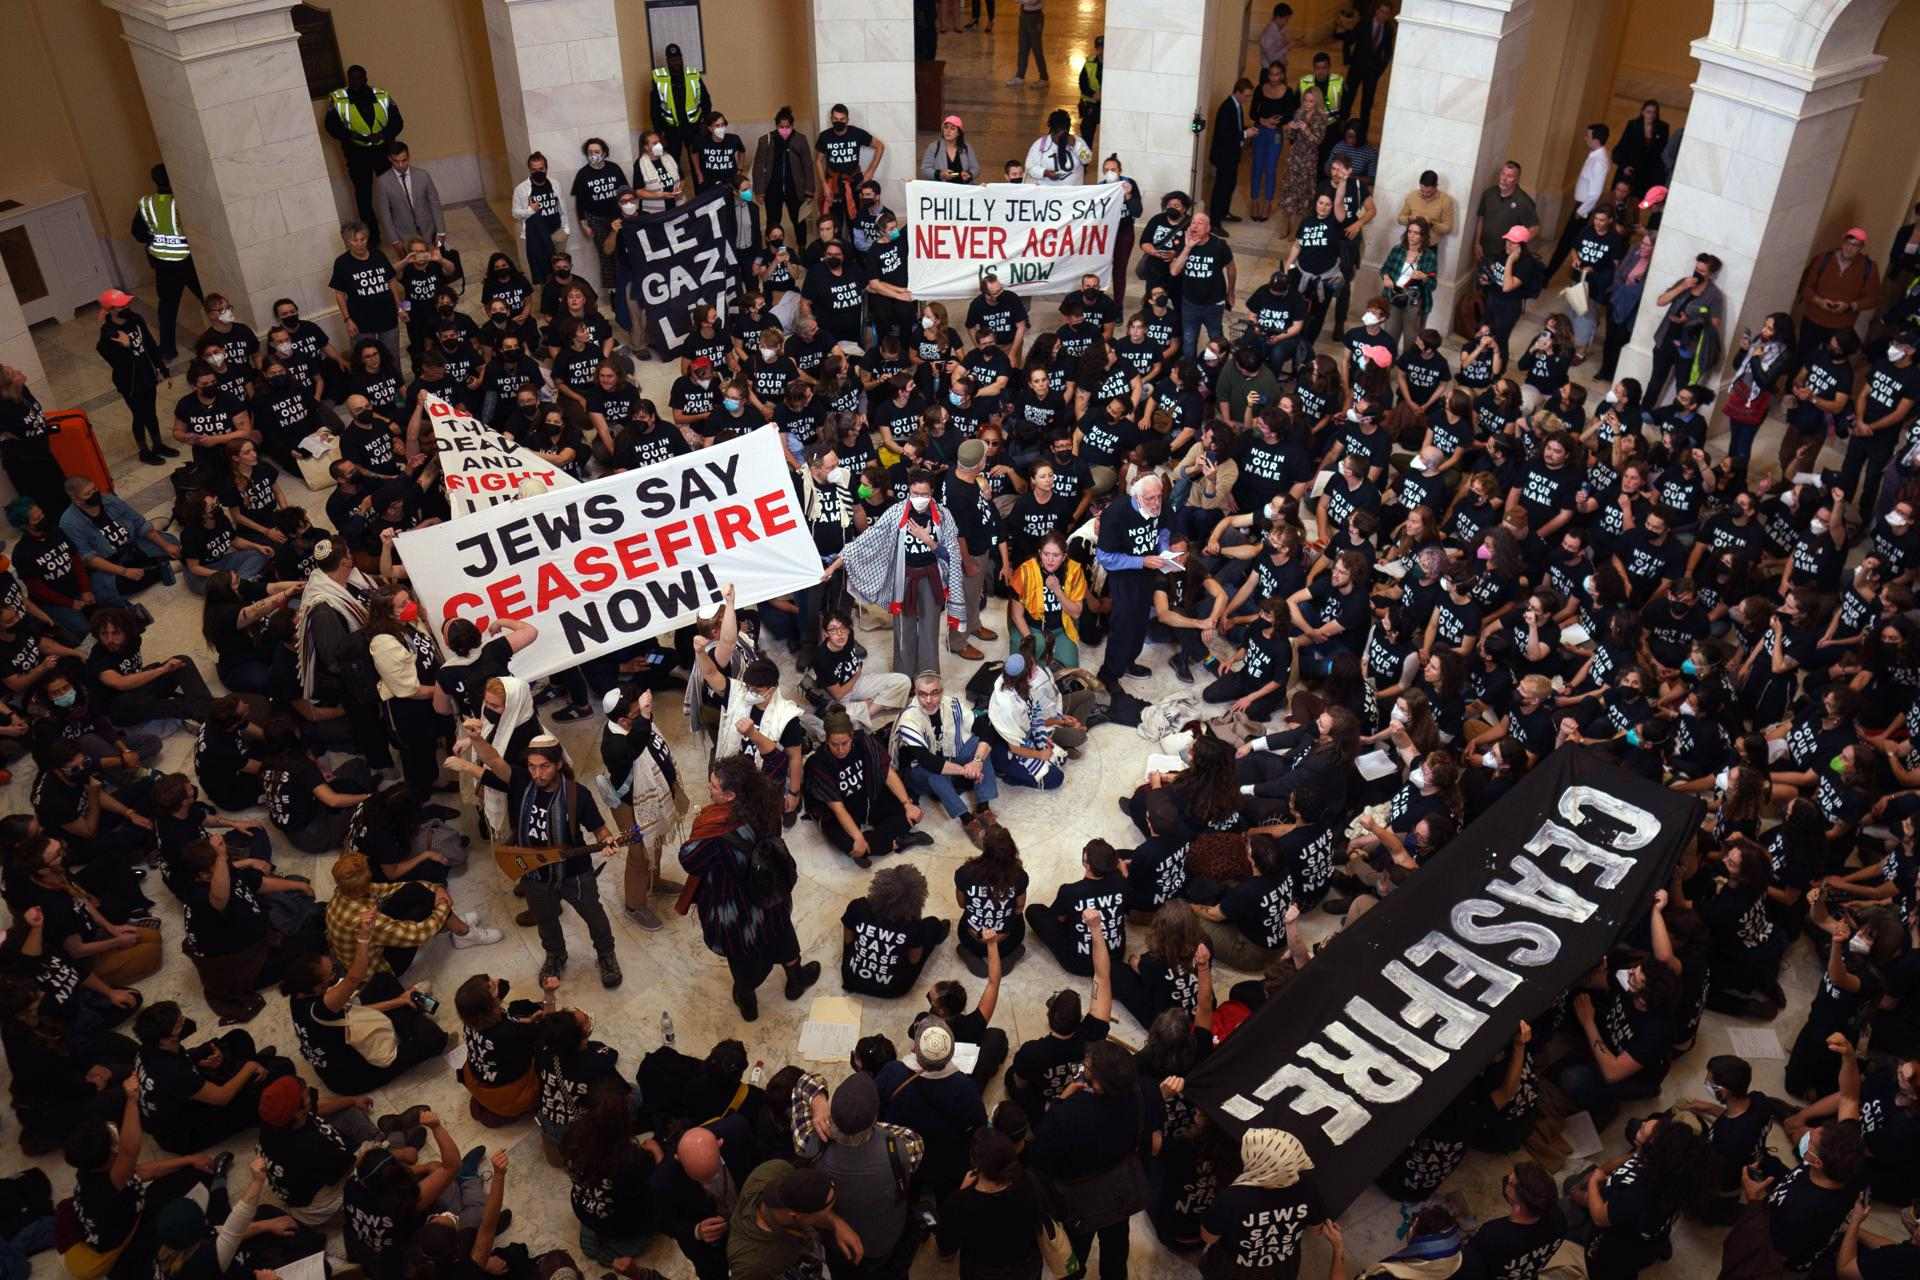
left=921, top=316, right=936, bottom=331
left=1407, top=766, right=1427, bottom=789
left=758, top=346, right=776, bottom=361
left=1602, top=389, right=1617, bottom=404
left=1680, top=699, right=1697, bottom=717
left=1849, top=933, right=1873, bottom=955
left=1103, top=169, right=1121, bottom=181
left=274, top=341, right=294, bottom=356
left=1613, top=967, right=1637, bottom=993
left=1390, top=705, right=1411, bottom=726
left=1810, top=518, right=1828, bottom=535
left=207, top=352, right=226, bottom=369
left=1891, top=345, right=1912, bottom=362
left=1346, top=407, right=1362, bottom=423
left=1783, top=488, right=1799, bottom=509
left=712, top=126, right=727, bottom=140
left=216, top=309, right=235, bottom=324
left=1480, top=750, right=1500, bottom=769
left=909, top=493, right=931, bottom=512
left=746, top=690, right=768, bottom=705
left=1582, top=575, right=1598, bottom=595
left=1890, top=512, right=1911, bottom=530
left=1203, top=350, right=1221, bottom=364
left=1362, top=312, right=1384, bottom=326
left=588, top=153, right=606, bottom=167
left=649, top=142, right=664, bottom=158
left=619, top=201, right=640, bottom=216
left=826, top=466, right=849, bottom=486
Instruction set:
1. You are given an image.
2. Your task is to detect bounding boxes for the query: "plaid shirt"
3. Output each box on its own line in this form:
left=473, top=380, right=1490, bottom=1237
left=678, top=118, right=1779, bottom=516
left=788, top=1071, right=925, bottom=1172
left=325, top=884, right=450, bottom=974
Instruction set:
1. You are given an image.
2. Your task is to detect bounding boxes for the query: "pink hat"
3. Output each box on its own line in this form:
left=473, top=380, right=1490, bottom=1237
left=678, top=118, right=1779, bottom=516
left=1845, top=227, right=1869, bottom=243
left=1363, top=344, right=1393, bottom=369
left=99, top=288, right=134, bottom=309
left=1639, top=184, right=1669, bottom=210
left=1502, top=225, right=1532, bottom=244
left=942, top=114, right=963, bottom=129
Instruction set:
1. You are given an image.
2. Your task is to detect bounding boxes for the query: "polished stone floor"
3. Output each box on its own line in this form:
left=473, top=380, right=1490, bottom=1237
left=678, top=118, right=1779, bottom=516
left=1, top=8, right=1895, bottom=1279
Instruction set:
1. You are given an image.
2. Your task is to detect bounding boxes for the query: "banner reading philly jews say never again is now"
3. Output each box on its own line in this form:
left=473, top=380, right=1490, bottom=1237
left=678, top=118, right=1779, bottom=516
left=906, top=179, right=1127, bottom=299
left=424, top=391, right=578, bottom=518
left=1184, top=746, right=1702, bottom=1214
left=396, top=428, right=822, bottom=681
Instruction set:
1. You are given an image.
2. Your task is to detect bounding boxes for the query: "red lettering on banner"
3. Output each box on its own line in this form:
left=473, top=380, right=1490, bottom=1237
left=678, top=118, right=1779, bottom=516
left=656, top=521, right=692, bottom=568
left=912, top=224, right=1010, bottom=261
left=488, top=577, right=531, bottom=622
left=714, top=503, right=755, bottom=549
left=612, top=532, right=659, bottom=579
left=693, top=512, right=717, bottom=557
left=535, top=562, right=582, bottom=611
left=445, top=592, right=487, bottom=629
left=756, top=489, right=798, bottom=536
left=574, top=546, right=617, bottom=592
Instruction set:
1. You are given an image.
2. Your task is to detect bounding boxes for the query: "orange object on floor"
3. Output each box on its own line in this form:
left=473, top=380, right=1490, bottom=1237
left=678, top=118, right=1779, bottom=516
left=46, top=409, right=114, bottom=495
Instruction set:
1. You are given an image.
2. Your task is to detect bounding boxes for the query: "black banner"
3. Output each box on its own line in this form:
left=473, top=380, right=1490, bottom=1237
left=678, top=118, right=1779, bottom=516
left=625, top=187, right=738, bottom=355
left=1186, top=747, right=1701, bottom=1212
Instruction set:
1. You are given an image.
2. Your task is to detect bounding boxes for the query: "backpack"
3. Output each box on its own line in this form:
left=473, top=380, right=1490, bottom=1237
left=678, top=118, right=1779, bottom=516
left=965, top=661, right=1005, bottom=708
left=731, top=822, right=797, bottom=899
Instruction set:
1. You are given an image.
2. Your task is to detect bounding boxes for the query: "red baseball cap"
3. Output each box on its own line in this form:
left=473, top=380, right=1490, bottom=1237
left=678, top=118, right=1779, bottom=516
left=1502, top=225, right=1532, bottom=244
left=690, top=356, right=713, bottom=371
left=1639, top=184, right=1669, bottom=210
left=99, top=289, right=135, bottom=309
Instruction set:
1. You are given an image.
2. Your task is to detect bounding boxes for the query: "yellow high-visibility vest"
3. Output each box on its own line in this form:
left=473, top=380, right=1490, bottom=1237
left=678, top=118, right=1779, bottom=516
left=1301, top=73, right=1344, bottom=113
left=1083, top=60, right=1100, bottom=96
left=650, top=67, right=705, bottom=127
left=329, top=88, right=391, bottom=145
left=138, top=194, right=189, bottom=260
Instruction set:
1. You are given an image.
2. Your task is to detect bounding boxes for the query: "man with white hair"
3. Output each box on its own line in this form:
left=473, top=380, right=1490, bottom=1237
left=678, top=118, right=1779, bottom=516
left=1095, top=472, right=1172, bottom=699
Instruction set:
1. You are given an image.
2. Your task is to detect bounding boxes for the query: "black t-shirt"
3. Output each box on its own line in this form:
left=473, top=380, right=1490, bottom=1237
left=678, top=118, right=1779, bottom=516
left=1246, top=285, right=1304, bottom=338
left=1458, top=1210, right=1565, bottom=1280
left=695, top=133, right=745, bottom=187
left=1046, top=874, right=1127, bottom=960
left=570, top=1140, right=657, bottom=1236
left=262, top=1102, right=359, bottom=1208
left=803, top=264, right=868, bottom=334
left=816, top=125, right=874, bottom=175
left=1201, top=1181, right=1326, bottom=1280
left=174, top=389, right=244, bottom=464
left=955, top=862, right=1030, bottom=936
left=1763, top=1164, right=1855, bottom=1271
left=265, top=756, right=324, bottom=832
left=967, top=291, right=1030, bottom=344
left=1863, top=357, right=1920, bottom=428
left=538, top=1040, right=621, bottom=1136
left=1010, top=1014, right=1110, bottom=1104
left=1179, top=237, right=1234, bottom=307
left=1859, top=1241, right=1920, bottom=1280
left=805, top=731, right=887, bottom=820
left=329, top=250, right=400, bottom=332
left=669, top=375, right=719, bottom=426
left=72, top=1168, right=144, bottom=1250
left=841, top=899, right=941, bottom=990
left=464, top=1013, right=540, bottom=1086
left=182, top=864, right=271, bottom=956
left=1219, top=873, right=1295, bottom=951
left=437, top=636, right=515, bottom=718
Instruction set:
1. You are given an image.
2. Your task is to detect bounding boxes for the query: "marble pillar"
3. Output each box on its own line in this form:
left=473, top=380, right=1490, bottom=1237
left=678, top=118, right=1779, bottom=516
left=1369, top=0, right=1537, bottom=330
left=1099, top=0, right=1210, bottom=212
left=1621, top=37, right=1885, bottom=392
left=0, top=255, right=51, bottom=408
left=810, top=0, right=916, bottom=201
left=482, top=0, right=632, bottom=272
left=101, top=0, right=342, bottom=334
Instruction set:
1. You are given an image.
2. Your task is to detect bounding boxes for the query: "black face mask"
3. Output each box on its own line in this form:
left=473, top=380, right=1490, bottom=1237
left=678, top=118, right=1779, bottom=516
left=531, top=172, right=549, bottom=186
left=490, top=315, right=509, bottom=327
left=178, top=1017, right=199, bottom=1040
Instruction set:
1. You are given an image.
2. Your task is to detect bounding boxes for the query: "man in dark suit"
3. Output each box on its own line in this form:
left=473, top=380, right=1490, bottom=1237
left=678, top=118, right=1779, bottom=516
left=1349, top=1, right=1398, bottom=132
left=650, top=1112, right=756, bottom=1280
left=1208, top=79, right=1256, bottom=227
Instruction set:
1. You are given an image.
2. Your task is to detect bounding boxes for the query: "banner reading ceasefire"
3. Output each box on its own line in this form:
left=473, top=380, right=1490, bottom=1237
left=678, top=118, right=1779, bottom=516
left=906, top=180, right=1127, bottom=298
left=425, top=392, right=578, bottom=518
left=1185, top=747, right=1701, bottom=1213
left=396, top=428, right=822, bottom=680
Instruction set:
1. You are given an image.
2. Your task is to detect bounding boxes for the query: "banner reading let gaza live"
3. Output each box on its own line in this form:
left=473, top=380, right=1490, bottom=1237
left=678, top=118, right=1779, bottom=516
left=424, top=391, right=579, bottom=518
left=394, top=429, right=822, bottom=680
left=627, top=186, right=738, bottom=355
left=907, top=180, right=1127, bottom=298
left=1185, top=747, right=1701, bottom=1214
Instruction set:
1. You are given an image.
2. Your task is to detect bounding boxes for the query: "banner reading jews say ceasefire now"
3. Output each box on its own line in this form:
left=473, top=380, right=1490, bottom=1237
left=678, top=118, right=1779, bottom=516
left=1184, top=746, right=1702, bottom=1213
left=424, top=391, right=579, bottom=518
left=395, top=428, right=822, bottom=681
left=906, top=180, right=1127, bottom=299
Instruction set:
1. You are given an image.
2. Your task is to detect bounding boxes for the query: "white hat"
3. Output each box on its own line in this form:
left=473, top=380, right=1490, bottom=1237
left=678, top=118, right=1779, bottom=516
left=914, top=1020, right=957, bottom=1077
left=602, top=688, right=626, bottom=715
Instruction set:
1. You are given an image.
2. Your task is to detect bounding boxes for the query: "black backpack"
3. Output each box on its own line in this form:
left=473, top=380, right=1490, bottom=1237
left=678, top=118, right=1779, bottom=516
left=731, top=822, right=797, bottom=899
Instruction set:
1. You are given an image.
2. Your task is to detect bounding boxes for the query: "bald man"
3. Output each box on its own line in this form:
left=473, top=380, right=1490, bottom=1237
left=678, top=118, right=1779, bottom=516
left=649, top=1112, right=754, bottom=1280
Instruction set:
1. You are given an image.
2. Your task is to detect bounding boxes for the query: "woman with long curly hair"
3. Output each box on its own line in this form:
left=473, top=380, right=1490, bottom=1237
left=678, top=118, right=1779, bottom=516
left=561, top=1080, right=661, bottom=1264
left=1120, top=902, right=1209, bottom=1027
left=679, top=754, right=821, bottom=1021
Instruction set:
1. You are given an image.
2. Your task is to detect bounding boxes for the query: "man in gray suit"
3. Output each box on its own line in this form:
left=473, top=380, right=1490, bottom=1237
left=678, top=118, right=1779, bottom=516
left=373, top=141, right=445, bottom=256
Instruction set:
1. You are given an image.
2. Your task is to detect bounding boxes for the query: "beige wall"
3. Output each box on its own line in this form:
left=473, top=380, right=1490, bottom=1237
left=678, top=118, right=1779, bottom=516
left=620, top=0, right=816, bottom=138
left=0, top=0, right=161, bottom=281
left=1817, top=0, right=1920, bottom=266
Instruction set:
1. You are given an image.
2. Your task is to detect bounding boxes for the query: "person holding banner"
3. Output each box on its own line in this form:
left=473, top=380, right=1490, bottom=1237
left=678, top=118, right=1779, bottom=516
left=830, top=470, right=971, bottom=678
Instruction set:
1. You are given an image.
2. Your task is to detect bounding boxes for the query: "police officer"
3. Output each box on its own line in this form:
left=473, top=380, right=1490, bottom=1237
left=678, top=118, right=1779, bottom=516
left=131, top=165, right=203, bottom=361
left=324, top=65, right=405, bottom=237
left=1078, top=35, right=1104, bottom=147
left=648, top=43, right=712, bottom=177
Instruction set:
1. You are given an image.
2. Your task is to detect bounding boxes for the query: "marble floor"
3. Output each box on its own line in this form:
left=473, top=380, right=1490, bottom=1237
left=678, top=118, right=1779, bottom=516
left=1, top=18, right=1897, bottom=1280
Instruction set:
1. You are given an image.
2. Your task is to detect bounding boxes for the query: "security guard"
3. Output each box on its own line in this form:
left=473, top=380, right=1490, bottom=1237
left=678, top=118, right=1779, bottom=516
left=647, top=43, right=712, bottom=175
left=130, top=164, right=203, bottom=361
left=1300, top=51, right=1346, bottom=174
left=323, top=64, right=405, bottom=237
left=1078, top=35, right=1103, bottom=147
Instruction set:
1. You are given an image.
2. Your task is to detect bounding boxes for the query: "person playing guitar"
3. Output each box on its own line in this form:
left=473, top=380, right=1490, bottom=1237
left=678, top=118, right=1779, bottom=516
left=448, top=731, right=627, bottom=989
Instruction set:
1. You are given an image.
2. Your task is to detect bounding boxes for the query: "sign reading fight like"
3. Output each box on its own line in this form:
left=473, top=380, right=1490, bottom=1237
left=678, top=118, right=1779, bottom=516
left=907, top=180, right=1127, bottom=298
left=626, top=187, right=739, bottom=356
left=423, top=392, right=579, bottom=517
left=1185, top=747, right=1701, bottom=1213
left=395, top=428, right=822, bottom=680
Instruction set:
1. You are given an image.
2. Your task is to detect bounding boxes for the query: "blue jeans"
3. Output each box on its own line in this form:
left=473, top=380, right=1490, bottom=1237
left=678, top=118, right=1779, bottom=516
left=188, top=548, right=269, bottom=594
left=1181, top=299, right=1226, bottom=356
left=906, top=736, right=1000, bottom=819
left=1249, top=127, right=1282, bottom=201
left=1264, top=335, right=1311, bottom=378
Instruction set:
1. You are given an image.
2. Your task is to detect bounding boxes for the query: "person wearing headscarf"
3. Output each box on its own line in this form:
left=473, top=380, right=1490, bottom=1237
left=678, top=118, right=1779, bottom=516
left=1201, top=1128, right=1326, bottom=1280
left=294, top=534, right=389, bottom=767
left=1349, top=1203, right=1466, bottom=1279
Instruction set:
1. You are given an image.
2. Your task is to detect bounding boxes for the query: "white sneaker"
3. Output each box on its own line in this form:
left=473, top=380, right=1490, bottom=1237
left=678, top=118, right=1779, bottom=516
left=452, top=924, right=503, bottom=948
left=1005, top=76, right=1024, bottom=86
left=459, top=910, right=481, bottom=929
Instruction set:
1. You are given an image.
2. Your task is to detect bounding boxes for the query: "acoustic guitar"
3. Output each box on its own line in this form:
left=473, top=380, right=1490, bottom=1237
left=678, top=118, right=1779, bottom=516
left=493, top=824, right=643, bottom=882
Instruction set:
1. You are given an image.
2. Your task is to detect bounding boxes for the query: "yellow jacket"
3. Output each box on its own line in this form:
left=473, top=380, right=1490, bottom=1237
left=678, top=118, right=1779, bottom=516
left=1013, top=556, right=1087, bottom=643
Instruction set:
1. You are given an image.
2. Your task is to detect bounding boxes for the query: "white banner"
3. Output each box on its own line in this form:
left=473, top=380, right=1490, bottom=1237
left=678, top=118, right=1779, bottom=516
left=906, top=180, right=1127, bottom=299
left=425, top=392, right=579, bottom=517
left=396, top=427, right=822, bottom=680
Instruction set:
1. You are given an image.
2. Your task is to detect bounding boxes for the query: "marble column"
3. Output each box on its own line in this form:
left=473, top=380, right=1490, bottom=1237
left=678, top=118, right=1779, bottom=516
left=1621, top=37, right=1885, bottom=392
left=1369, top=0, right=1537, bottom=330
left=100, top=0, right=341, bottom=333
left=0, top=256, right=51, bottom=407
left=482, top=0, right=632, bottom=271
left=810, top=0, right=916, bottom=201
left=1099, top=0, right=1210, bottom=212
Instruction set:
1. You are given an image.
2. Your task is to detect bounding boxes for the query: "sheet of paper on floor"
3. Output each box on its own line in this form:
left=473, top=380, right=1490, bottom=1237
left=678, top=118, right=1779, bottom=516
left=1355, top=749, right=1400, bottom=781
left=1727, top=1026, right=1786, bottom=1059
left=1564, top=1110, right=1603, bottom=1161
left=952, top=1042, right=981, bottom=1074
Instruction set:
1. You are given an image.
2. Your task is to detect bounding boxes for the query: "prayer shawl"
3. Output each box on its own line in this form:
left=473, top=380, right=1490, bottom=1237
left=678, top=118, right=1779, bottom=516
left=716, top=681, right=803, bottom=767
left=796, top=467, right=849, bottom=546
left=295, top=565, right=373, bottom=700
left=478, top=676, right=538, bottom=836
left=682, top=628, right=763, bottom=738
left=840, top=498, right=967, bottom=631
left=892, top=695, right=972, bottom=770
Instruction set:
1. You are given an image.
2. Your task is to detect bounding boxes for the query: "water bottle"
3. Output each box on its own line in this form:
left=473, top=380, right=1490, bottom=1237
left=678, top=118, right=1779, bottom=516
left=750, top=1060, right=764, bottom=1087
left=660, top=1010, right=676, bottom=1048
